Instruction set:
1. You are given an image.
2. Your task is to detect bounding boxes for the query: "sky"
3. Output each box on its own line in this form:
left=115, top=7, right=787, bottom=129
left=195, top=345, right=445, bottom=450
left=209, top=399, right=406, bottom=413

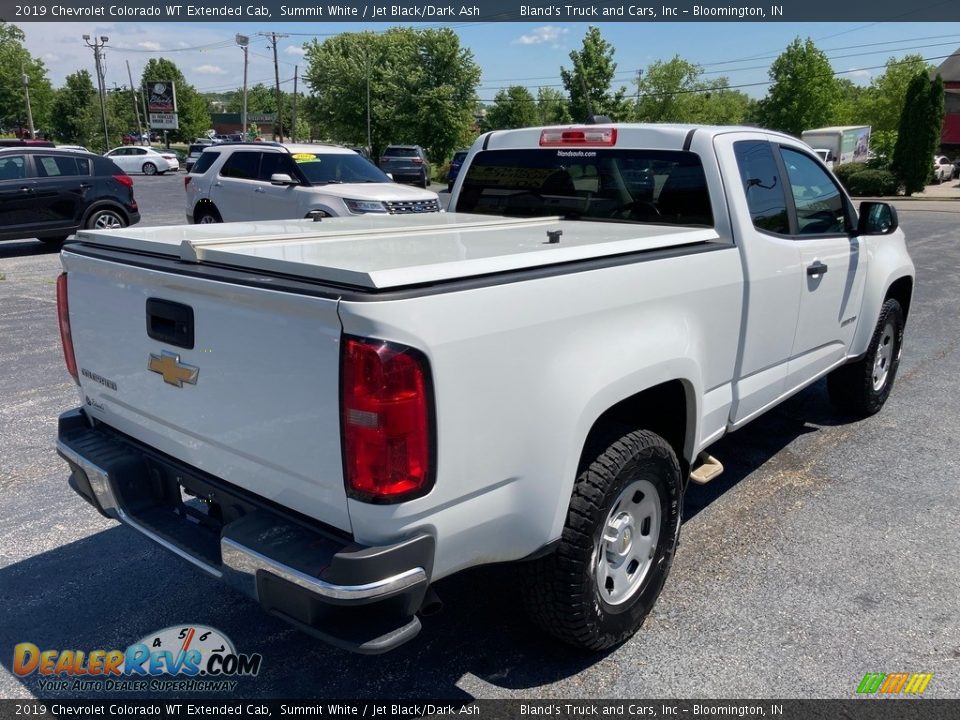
left=16, top=20, right=960, bottom=101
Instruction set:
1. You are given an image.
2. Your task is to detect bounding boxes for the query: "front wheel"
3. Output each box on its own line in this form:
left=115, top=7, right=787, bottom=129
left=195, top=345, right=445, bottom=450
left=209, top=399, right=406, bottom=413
left=142, top=162, right=157, bottom=176
left=827, top=298, right=905, bottom=416
left=521, top=429, right=682, bottom=651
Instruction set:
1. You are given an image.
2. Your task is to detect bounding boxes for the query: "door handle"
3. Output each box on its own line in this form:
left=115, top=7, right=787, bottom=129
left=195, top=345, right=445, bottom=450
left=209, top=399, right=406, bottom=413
left=79, top=183, right=92, bottom=189
left=213, top=181, right=222, bottom=187
left=19, top=186, right=33, bottom=193
left=254, top=187, right=265, bottom=193
left=807, top=261, right=829, bottom=277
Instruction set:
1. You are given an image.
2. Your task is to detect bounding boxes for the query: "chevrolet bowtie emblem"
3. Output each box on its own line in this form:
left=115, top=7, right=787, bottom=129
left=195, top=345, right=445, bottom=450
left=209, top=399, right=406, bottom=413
left=148, top=351, right=199, bottom=387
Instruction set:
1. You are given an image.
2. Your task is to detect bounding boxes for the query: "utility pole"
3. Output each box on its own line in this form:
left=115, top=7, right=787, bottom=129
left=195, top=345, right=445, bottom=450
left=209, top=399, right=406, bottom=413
left=366, top=45, right=371, bottom=151
left=291, top=65, right=298, bottom=143
left=21, top=64, right=35, bottom=139
left=258, top=31, right=288, bottom=142
left=126, top=60, right=144, bottom=144
left=83, top=34, right=111, bottom=151
left=236, top=34, right=249, bottom=140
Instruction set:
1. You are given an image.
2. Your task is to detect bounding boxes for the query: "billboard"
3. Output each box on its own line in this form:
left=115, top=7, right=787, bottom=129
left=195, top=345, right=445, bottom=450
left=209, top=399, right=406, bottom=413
left=148, top=113, right=179, bottom=130
left=145, top=81, right=177, bottom=113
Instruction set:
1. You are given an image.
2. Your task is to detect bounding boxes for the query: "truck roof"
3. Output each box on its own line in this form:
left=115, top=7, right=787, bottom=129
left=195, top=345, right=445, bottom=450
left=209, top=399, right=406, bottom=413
left=73, top=213, right=719, bottom=291
left=480, top=122, right=797, bottom=151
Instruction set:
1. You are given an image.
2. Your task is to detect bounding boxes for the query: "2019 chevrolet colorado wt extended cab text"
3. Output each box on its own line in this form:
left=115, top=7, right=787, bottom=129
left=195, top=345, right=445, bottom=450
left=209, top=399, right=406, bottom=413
left=55, top=124, right=914, bottom=654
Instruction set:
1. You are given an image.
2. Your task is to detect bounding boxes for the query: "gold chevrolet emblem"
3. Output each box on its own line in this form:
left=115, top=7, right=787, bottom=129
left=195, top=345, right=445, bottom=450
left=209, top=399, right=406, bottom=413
left=148, top=351, right=199, bottom=388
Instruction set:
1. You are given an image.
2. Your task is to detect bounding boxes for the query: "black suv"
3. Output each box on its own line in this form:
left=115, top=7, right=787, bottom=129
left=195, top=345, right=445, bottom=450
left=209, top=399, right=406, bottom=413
left=0, top=147, right=140, bottom=245
left=379, top=145, right=431, bottom=188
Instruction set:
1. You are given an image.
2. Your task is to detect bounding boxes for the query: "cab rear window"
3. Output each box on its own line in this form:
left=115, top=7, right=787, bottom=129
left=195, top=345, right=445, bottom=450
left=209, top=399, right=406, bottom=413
left=455, top=148, right=713, bottom=226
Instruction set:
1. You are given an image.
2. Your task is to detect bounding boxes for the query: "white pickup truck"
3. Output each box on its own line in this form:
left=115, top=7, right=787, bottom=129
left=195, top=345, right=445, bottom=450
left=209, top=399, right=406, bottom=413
left=55, top=124, right=914, bottom=654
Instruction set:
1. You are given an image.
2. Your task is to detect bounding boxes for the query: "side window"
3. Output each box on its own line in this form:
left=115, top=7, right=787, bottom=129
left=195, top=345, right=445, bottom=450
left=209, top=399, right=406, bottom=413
left=35, top=155, right=88, bottom=177
left=733, top=140, right=789, bottom=235
left=0, top=155, right=26, bottom=180
left=779, top=147, right=848, bottom=235
left=220, top=151, right=260, bottom=180
left=258, top=152, right=297, bottom=181
left=191, top=151, right=220, bottom=175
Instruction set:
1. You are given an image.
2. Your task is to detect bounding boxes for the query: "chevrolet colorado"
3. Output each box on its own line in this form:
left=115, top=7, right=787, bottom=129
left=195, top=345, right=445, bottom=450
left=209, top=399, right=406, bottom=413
left=55, top=124, right=914, bottom=653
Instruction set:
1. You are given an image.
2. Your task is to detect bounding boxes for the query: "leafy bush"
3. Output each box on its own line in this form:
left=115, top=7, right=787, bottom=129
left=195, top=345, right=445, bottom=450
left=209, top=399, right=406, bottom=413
left=833, top=163, right=863, bottom=187
left=836, top=166, right=899, bottom=197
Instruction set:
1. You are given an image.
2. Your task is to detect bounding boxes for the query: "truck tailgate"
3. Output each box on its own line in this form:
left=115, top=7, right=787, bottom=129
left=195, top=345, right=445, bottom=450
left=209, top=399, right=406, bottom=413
left=61, top=250, right=350, bottom=532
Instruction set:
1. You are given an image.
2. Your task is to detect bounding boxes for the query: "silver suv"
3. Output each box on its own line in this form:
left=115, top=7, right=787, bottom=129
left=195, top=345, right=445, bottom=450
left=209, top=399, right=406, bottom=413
left=184, top=143, right=440, bottom=224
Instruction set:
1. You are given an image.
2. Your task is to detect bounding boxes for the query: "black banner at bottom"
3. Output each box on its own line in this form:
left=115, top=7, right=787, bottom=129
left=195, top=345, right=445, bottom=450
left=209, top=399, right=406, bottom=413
left=1, top=700, right=958, bottom=720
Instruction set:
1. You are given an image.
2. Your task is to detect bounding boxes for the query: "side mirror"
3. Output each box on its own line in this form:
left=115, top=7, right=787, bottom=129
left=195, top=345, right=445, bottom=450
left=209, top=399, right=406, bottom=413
left=857, top=201, right=898, bottom=235
left=270, top=173, right=298, bottom=186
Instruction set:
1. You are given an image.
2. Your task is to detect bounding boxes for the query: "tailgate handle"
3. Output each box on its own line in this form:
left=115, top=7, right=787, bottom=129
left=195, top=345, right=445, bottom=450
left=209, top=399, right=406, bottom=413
left=146, top=299, right=195, bottom=349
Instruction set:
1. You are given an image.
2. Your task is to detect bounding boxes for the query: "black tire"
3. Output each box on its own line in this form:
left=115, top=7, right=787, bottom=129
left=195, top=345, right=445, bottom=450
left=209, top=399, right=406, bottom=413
left=521, top=429, right=682, bottom=651
left=447, top=182, right=454, bottom=193
left=194, top=206, right=222, bottom=224
left=40, top=236, right=69, bottom=247
left=827, top=298, right=905, bottom=417
left=142, top=162, right=157, bottom=176
left=422, top=174, right=430, bottom=189
left=85, top=208, right=126, bottom=230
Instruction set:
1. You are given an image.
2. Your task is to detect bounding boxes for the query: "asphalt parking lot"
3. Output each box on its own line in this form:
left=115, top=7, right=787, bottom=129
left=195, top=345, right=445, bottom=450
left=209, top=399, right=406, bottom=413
left=0, top=180, right=958, bottom=700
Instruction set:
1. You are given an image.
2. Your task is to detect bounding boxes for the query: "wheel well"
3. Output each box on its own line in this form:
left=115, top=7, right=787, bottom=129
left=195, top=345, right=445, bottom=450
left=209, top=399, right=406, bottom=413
left=885, top=276, right=913, bottom=320
left=581, top=380, right=691, bottom=475
left=81, top=201, right=128, bottom=227
left=194, top=200, right=220, bottom=219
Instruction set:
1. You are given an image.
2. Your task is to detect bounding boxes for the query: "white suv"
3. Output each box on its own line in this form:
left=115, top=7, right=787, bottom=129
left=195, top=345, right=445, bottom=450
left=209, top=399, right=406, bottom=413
left=184, top=143, right=440, bottom=223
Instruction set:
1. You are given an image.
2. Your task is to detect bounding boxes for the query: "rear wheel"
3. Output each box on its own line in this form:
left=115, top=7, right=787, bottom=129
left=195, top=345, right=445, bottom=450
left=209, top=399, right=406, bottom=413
left=827, top=298, right=905, bottom=416
left=194, top=206, right=222, bottom=224
left=521, top=429, right=682, bottom=651
left=86, top=209, right=126, bottom=230
left=142, top=162, right=157, bottom=176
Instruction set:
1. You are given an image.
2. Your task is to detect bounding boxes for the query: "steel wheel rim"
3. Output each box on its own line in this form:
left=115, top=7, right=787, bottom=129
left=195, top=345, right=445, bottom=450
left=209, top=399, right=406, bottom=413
left=873, top=322, right=895, bottom=391
left=198, top=214, right=217, bottom=224
left=94, top=212, right=123, bottom=229
left=595, top=478, right=661, bottom=606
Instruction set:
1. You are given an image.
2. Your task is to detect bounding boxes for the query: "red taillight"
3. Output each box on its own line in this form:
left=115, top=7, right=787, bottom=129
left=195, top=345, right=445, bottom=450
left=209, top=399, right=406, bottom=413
left=411, top=157, right=424, bottom=164
left=162, top=154, right=176, bottom=160
left=539, top=127, right=618, bottom=147
left=113, top=174, right=133, bottom=188
left=56, top=273, right=78, bottom=384
left=341, top=337, right=433, bottom=503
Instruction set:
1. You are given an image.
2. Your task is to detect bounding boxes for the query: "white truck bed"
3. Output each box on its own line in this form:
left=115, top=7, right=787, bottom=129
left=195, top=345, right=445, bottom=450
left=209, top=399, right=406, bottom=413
left=75, top=213, right=719, bottom=290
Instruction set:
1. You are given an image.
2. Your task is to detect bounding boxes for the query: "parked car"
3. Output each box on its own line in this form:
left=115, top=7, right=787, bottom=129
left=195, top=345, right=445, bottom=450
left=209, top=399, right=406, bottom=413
left=446, top=149, right=468, bottom=192
left=0, top=146, right=139, bottom=245
left=379, top=144, right=431, bottom=187
left=933, top=155, right=953, bottom=183
left=0, top=138, right=55, bottom=148
left=104, top=146, right=179, bottom=175
left=185, top=143, right=440, bottom=223
left=185, top=142, right=214, bottom=173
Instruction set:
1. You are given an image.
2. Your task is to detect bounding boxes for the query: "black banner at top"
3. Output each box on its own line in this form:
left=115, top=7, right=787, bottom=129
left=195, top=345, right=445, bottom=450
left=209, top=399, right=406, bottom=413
left=3, top=0, right=960, bottom=23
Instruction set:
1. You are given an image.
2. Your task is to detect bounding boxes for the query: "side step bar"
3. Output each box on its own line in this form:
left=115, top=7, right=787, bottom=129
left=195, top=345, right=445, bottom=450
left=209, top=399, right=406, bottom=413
left=689, top=452, right=724, bottom=485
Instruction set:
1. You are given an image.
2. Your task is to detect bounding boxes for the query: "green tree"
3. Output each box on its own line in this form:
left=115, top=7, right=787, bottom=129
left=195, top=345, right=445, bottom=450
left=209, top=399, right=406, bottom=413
left=484, top=86, right=539, bottom=130
left=536, top=87, right=571, bottom=125
left=754, top=38, right=841, bottom=135
left=861, top=54, right=933, bottom=134
left=0, top=22, right=54, bottom=135
left=560, top=26, right=629, bottom=122
left=304, top=27, right=480, bottom=162
left=891, top=73, right=935, bottom=195
left=929, top=73, right=945, bottom=156
left=139, top=58, right=210, bottom=143
left=49, top=70, right=97, bottom=144
left=224, top=84, right=307, bottom=139
left=632, top=56, right=751, bottom=124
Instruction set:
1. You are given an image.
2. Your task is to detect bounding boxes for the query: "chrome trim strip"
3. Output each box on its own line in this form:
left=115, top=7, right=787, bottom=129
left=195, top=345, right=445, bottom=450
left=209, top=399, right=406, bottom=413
left=221, top=537, right=426, bottom=602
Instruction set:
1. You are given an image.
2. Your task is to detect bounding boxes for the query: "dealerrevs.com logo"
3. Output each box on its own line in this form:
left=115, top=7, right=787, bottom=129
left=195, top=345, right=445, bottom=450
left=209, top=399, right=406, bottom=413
left=13, top=625, right=262, bottom=693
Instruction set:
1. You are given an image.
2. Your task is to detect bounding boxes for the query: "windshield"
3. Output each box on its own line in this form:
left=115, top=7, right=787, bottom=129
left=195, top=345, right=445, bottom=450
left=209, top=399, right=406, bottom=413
left=291, top=152, right=391, bottom=184
left=455, top=148, right=713, bottom=226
